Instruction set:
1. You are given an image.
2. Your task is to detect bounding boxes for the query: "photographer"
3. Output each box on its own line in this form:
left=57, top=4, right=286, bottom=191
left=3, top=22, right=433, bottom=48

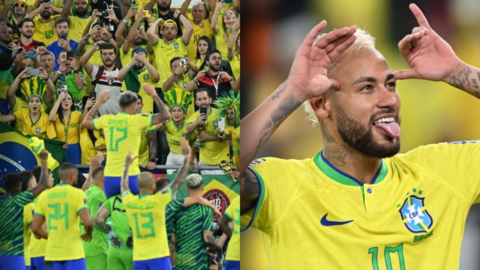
left=207, top=244, right=223, bottom=270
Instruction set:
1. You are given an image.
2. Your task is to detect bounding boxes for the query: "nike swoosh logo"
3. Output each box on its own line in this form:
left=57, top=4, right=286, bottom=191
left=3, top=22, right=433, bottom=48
left=320, top=214, right=353, bottom=226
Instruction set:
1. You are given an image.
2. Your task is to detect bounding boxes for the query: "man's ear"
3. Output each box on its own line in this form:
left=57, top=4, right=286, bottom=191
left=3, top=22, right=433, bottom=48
left=309, top=94, right=330, bottom=120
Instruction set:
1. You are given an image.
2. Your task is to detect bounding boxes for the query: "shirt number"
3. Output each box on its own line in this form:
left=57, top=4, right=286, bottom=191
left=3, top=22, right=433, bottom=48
left=132, top=212, right=156, bottom=239
left=47, top=203, right=69, bottom=230
left=108, top=127, right=128, bottom=152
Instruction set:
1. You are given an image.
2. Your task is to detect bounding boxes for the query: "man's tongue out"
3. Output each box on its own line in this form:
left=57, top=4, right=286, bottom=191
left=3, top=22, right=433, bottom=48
left=374, top=122, right=401, bottom=138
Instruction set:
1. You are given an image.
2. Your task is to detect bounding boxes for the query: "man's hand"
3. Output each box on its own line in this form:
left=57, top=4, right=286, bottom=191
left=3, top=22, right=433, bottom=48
left=195, top=112, right=207, bottom=125
left=180, top=137, right=191, bottom=157
left=219, top=71, right=232, bottom=81
left=91, top=153, right=105, bottom=168
left=70, top=57, right=80, bottom=70
left=38, top=68, right=48, bottom=80
left=136, top=8, right=145, bottom=21
left=100, top=27, right=111, bottom=41
left=394, top=3, right=462, bottom=82
left=173, top=10, right=181, bottom=19
left=194, top=70, right=206, bottom=81
left=98, top=89, right=111, bottom=104
left=124, top=150, right=138, bottom=167
left=215, top=0, right=224, bottom=11
left=57, top=90, right=68, bottom=101
left=142, top=83, right=158, bottom=97
left=231, top=170, right=240, bottom=179
left=85, top=97, right=96, bottom=109
left=38, top=149, right=49, bottom=160
left=105, top=9, right=117, bottom=21
left=146, top=161, right=156, bottom=170
left=19, top=67, right=31, bottom=79
left=125, top=7, right=138, bottom=20
left=81, top=232, right=92, bottom=242
left=36, top=46, right=47, bottom=55
left=288, top=21, right=356, bottom=101
left=89, top=24, right=102, bottom=36
left=174, top=64, right=186, bottom=76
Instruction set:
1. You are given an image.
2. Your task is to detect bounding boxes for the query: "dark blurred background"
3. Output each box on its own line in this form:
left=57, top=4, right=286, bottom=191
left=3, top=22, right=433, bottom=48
left=241, top=0, right=480, bottom=269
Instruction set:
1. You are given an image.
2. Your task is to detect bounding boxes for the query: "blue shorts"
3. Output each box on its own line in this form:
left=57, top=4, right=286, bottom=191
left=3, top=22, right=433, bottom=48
left=0, top=255, right=25, bottom=270
left=31, top=256, right=45, bottom=270
left=225, top=260, right=240, bottom=270
left=104, top=175, right=139, bottom=198
left=44, top=258, right=86, bottom=270
left=26, top=266, right=31, bottom=270
left=133, top=257, right=171, bottom=270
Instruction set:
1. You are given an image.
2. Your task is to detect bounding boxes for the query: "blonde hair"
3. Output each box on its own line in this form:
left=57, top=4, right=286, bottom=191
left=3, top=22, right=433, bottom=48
left=303, top=28, right=376, bottom=126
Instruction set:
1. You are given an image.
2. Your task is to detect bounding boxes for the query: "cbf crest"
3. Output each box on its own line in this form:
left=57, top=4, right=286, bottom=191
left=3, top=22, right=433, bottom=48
left=398, top=193, right=433, bottom=234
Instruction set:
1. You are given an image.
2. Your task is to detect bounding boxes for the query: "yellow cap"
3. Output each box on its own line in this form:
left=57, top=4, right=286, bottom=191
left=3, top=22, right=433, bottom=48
left=162, top=19, right=177, bottom=29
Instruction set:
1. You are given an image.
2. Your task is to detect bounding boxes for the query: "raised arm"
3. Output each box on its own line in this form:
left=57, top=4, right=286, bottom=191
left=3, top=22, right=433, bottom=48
left=163, top=65, right=187, bottom=91
left=227, top=21, right=239, bottom=60
left=394, top=4, right=480, bottom=98
left=39, top=68, right=55, bottom=104
left=123, top=9, right=143, bottom=53
left=168, top=137, right=190, bottom=194
left=146, top=18, right=163, bottom=45
left=7, top=68, right=30, bottom=106
left=240, top=22, right=357, bottom=212
left=210, top=1, right=224, bottom=31
left=146, top=130, right=158, bottom=171
left=81, top=153, right=105, bottom=191
left=121, top=150, right=138, bottom=194
left=82, top=89, right=110, bottom=129
left=81, top=98, right=96, bottom=123
left=178, top=12, right=193, bottom=45
left=26, top=3, right=44, bottom=19
left=30, top=150, right=51, bottom=198
left=117, top=59, right=135, bottom=81
left=0, top=0, right=15, bottom=18
left=79, top=41, right=101, bottom=75
left=61, top=0, right=73, bottom=18
left=78, top=23, right=100, bottom=56
left=142, top=83, right=171, bottom=124
left=49, top=91, right=67, bottom=122
left=180, top=0, right=191, bottom=16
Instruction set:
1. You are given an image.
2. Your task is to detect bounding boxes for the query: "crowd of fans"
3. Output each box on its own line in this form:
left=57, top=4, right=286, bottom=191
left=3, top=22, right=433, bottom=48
left=0, top=0, right=240, bottom=269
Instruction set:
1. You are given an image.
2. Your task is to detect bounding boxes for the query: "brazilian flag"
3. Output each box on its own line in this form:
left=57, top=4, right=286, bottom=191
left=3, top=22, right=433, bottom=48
left=167, top=174, right=239, bottom=220
left=0, top=122, right=65, bottom=192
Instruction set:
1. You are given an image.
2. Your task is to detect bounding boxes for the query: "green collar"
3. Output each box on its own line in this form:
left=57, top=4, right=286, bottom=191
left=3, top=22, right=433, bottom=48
left=314, top=151, right=388, bottom=186
left=118, top=112, right=130, bottom=115
left=57, top=183, right=70, bottom=186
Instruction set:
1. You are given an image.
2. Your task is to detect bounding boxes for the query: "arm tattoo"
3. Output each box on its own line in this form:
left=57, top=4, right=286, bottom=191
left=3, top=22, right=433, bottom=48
left=240, top=169, right=259, bottom=214
left=206, top=233, right=215, bottom=245
left=147, top=131, right=157, bottom=160
left=152, top=95, right=169, bottom=123
left=170, top=158, right=188, bottom=193
left=267, top=80, right=288, bottom=102
left=77, top=35, right=90, bottom=54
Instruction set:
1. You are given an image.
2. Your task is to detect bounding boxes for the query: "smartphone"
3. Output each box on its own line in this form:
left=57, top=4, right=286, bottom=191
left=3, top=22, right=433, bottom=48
left=60, top=34, right=67, bottom=40
left=89, top=91, right=96, bottom=99
left=61, top=85, right=68, bottom=92
left=131, top=0, right=138, bottom=8
left=27, top=68, right=40, bottom=76
left=25, top=51, right=36, bottom=59
left=179, top=58, right=186, bottom=66
left=200, top=106, right=207, bottom=115
left=66, top=51, right=74, bottom=60
left=218, top=117, right=225, bottom=132
left=99, top=43, right=114, bottom=50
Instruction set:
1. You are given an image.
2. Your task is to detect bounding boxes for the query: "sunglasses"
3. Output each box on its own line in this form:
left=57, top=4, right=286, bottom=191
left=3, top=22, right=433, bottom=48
left=14, top=3, right=26, bottom=7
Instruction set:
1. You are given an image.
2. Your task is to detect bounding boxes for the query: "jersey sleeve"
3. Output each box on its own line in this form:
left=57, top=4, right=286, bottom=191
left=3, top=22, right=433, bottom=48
left=14, top=190, right=34, bottom=207
left=224, top=199, right=234, bottom=220
left=154, top=187, right=173, bottom=207
left=92, top=115, right=105, bottom=130
left=76, top=189, right=89, bottom=213
left=24, top=202, right=35, bottom=226
left=133, top=114, right=153, bottom=129
left=400, top=142, right=480, bottom=204
left=13, top=109, right=26, bottom=122
left=34, top=193, right=46, bottom=217
left=103, top=197, right=113, bottom=213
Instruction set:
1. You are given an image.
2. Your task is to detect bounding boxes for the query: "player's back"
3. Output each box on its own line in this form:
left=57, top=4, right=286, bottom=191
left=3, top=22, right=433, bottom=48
left=93, top=113, right=152, bottom=176
left=241, top=142, right=480, bottom=270
left=123, top=188, right=172, bottom=261
left=35, top=184, right=88, bottom=261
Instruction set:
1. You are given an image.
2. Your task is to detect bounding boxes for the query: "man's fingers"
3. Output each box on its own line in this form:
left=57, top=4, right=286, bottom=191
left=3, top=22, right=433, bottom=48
left=398, top=29, right=428, bottom=55
left=393, top=69, right=418, bottom=80
left=327, top=32, right=356, bottom=60
left=409, top=3, right=431, bottom=29
left=300, top=20, right=327, bottom=49
left=314, top=26, right=356, bottom=50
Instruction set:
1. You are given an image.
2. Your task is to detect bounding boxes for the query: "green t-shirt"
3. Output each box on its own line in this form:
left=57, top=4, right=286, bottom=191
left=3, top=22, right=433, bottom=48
left=82, top=184, right=107, bottom=256
left=103, top=194, right=132, bottom=249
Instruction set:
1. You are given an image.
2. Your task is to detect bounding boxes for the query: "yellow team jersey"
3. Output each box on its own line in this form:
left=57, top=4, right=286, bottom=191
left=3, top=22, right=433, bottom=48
left=32, top=15, right=59, bottom=46
left=13, top=109, right=57, bottom=139
left=94, top=135, right=107, bottom=156
left=121, top=68, right=156, bottom=114
left=29, top=194, right=47, bottom=259
left=123, top=189, right=173, bottom=261
left=213, top=25, right=229, bottom=61
left=152, top=38, right=188, bottom=88
left=80, top=128, right=100, bottom=164
left=241, top=142, right=480, bottom=270
left=182, top=17, right=213, bottom=60
left=27, top=0, right=63, bottom=9
left=93, top=113, right=153, bottom=176
left=68, top=16, right=92, bottom=43
left=23, top=202, right=35, bottom=266
left=193, top=58, right=207, bottom=71
left=225, top=125, right=239, bottom=169
left=164, top=119, right=187, bottom=154
left=120, top=45, right=153, bottom=69
left=35, top=183, right=88, bottom=261
left=139, top=125, right=156, bottom=165
left=83, top=44, right=103, bottom=66
left=229, top=52, right=240, bottom=81
left=225, top=196, right=240, bottom=261
left=187, top=108, right=229, bottom=164
left=53, top=111, right=82, bottom=144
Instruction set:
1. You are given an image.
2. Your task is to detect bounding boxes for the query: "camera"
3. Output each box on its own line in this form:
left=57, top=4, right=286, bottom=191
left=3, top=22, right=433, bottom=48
left=179, top=58, right=186, bottom=66
left=207, top=252, right=217, bottom=266
left=25, top=51, right=36, bottom=59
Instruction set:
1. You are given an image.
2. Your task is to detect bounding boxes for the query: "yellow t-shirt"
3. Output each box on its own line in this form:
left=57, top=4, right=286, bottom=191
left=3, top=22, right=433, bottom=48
left=164, top=119, right=187, bottom=154
left=151, top=38, right=188, bottom=88
left=229, top=52, right=240, bottom=81
left=53, top=111, right=82, bottom=144
left=29, top=194, right=47, bottom=258
left=93, top=113, right=153, bottom=176
left=35, top=183, right=88, bottom=261
left=123, top=189, right=173, bottom=260
left=23, top=202, right=35, bottom=266
left=13, top=109, right=57, bottom=139
left=182, top=17, right=213, bottom=60
left=68, top=16, right=92, bottom=43
left=121, top=67, right=157, bottom=115
left=80, top=128, right=100, bottom=165
left=213, top=24, right=229, bottom=61
left=33, top=15, right=60, bottom=46
left=27, top=0, right=63, bottom=9
left=187, top=108, right=229, bottom=165
left=225, top=196, right=239, bottom=261
left=139, top=125, right=156, bottom=165
left=225, top=125, right=239, bottom=169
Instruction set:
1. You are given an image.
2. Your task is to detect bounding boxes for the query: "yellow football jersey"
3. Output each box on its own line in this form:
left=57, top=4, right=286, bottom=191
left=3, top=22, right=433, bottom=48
left=152, top=38, right=188, bottom=88
left=187, top=108, right=229, bottom=165
left=164, top=119, right=187, bottom=154
left=35, top=183, right=88, bottom=261
left=229, top=52, right=240, bottom=81
left=241, top=142, right=480, bottom=270
left=32, top=15, right=59, bottom=46
left=80, top=128, right=100, bottom=165
left=119, top=45, right=153, bottom=71
left=121, top=68, right=156, bottom=115
left=182, top=17, right=213, bottom=60
left=13, top=109, right=57, bottom=139
left=29, top=194, right=47, bottom=259
left=225, top=196, right=240, bottom=261
left=23, top=202, right=35, bottom=266
left=139, top=125, right=156, bottom=165
left=123, top=189, right=173, bottom=261
left=225, top=125, right=239, bottom=169
left=213, top=25, right=229, bottom=61
left=53, top=111, right=82, bottom=144
left=68, top=16, right=92, bottom=43
left=93, top=113, right=152, bottom=176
